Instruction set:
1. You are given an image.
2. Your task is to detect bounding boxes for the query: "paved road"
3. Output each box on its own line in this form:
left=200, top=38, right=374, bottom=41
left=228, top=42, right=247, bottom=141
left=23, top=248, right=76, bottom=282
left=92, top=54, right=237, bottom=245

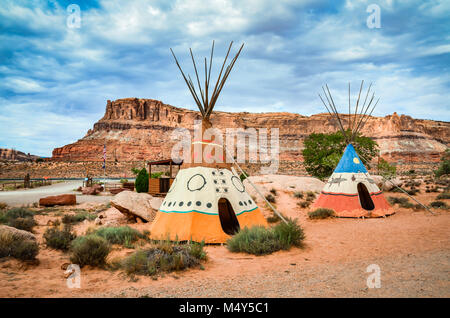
left=0, top=180, right=112, bottom=206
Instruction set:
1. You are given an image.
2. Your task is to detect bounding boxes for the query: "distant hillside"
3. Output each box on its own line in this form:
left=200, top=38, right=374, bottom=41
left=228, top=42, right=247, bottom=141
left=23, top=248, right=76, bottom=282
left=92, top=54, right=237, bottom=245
left=0, top=148, right=40, bottom=162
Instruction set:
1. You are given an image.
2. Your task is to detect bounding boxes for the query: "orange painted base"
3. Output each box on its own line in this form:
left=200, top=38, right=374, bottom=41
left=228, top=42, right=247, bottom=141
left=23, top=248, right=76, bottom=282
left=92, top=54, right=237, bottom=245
left=149, top=208, right=268, bottom=243
left=312, top=192, right=395, bottom=218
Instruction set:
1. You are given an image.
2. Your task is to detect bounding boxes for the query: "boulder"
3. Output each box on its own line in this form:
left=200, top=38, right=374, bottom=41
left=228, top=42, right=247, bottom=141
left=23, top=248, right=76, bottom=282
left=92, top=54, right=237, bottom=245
left=244, top=175, right=325, bottom=197
left=110, top=188, right=130, bottom=195
left=82, top=184, right=104, bottom=195
left=39, top=194, right=76, bottom=207
left=0, top=225, right=36, bottom=241
left=111, top=191, right=162, bottom=223
left=371, top=175, right=403, bottom=191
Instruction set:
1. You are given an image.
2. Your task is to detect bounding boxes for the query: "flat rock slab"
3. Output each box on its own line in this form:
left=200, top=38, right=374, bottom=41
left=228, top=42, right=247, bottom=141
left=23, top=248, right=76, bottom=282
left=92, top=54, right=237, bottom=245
left=111, top=191, right=162, bottom=223
left=39, top=194, right=76, bottom=207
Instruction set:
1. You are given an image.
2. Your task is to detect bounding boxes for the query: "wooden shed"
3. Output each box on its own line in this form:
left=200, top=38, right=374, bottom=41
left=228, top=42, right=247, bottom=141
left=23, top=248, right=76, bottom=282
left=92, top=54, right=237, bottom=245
left=148, top=159, right=182, bottom=196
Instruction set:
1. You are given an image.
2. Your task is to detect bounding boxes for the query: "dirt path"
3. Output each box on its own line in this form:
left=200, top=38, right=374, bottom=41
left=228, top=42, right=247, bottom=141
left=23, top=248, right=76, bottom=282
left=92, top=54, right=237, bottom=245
left=0, top=181, right=112, bottom=206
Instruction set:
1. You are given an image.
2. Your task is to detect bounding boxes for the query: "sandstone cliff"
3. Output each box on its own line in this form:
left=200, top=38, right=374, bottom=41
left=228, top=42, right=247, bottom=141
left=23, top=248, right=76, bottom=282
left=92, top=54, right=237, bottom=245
left=51, top=98, right=449, bottom=174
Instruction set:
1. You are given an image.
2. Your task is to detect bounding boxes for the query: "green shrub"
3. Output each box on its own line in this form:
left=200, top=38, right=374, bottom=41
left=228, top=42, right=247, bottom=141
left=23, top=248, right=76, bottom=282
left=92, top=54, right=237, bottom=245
left=227, top=226, right=279, bottom=255
left=0, top=231, right=39, bottom=261
left=297, top=201, right=311, bottom=208
left=43, top=226, right=76, bottom=251
left=120, top=178, right=129, bottom=184
left=121, top=241, right=206, bottom=276
left=308, top=208, right=335, bottom=219
left=227, top=219, right=305, bottom=256
left=70, top=235, right=111, bottom=267
left=400, top=202, right=415, bottom=209
left=240, top=171, right=248, bottom=182
left=272, top=219, right=305, bottom=249
left=293, top=192, right=304, bottom=199
left=0, top=208, right=36, bottom=232
left=135, top=168, right=149, bottom=193
left=387, top=196, right=409, bottom=205
left=437, top=193, right=450, bottom=200
left=7, top=217, right=36, bottom=232
left=430, top=201, right=448, bottom=209
left=306, top=191, right=316, bottom=201
left=266, top=214, right=281, bottom=223
left=150, top=172, right=164, bottom=179
left=94, top=226, right=144, bottom=247
left=265, top=194, right=276, bottom=203
left=62, top=211, right=96, bottom=224
left=434, top=149, right=449, bottom=178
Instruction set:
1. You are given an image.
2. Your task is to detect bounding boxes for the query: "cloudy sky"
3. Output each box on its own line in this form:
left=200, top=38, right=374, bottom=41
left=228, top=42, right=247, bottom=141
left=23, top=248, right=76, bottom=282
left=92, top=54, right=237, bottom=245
left=0, top=0, right=449, bottom=157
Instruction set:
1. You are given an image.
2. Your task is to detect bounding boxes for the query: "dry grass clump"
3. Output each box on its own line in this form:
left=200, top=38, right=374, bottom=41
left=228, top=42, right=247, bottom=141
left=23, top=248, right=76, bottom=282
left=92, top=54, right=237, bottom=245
left=227, top=218, right=305, bottom=256
left=265, top=194, right=276, bottom=203
left=120, top=240, right=207, bottom=276
left=0, top=231, right=39, bottom=261
left=293, top=191, right=304, bottom=199
left=308, top=208, right=335, bottom=219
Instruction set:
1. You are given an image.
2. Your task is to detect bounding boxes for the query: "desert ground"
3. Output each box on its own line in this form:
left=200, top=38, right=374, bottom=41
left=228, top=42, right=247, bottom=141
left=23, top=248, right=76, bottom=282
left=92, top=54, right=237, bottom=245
left=0, top=177, right=449, bottom=298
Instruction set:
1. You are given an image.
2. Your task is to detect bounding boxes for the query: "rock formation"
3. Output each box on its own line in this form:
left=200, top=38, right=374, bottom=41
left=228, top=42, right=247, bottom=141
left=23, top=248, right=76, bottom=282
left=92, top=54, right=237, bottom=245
left=0, top=148, right=39, bottom=162
left=50, top=98, right=449, bottom=174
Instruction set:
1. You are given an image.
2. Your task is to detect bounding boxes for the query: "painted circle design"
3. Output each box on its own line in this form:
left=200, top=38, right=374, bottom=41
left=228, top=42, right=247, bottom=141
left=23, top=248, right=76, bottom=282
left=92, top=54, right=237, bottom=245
left=187, top=201, right=192, bottom=207
left=353, top=157, right=360, bottom=164
left=196, top=201, right=201, bottom=206
left=187, top=174, right=206, bottom=191
left=206, top=203, right=212, bottom=208
left=231, top=176, right=245, bottom=192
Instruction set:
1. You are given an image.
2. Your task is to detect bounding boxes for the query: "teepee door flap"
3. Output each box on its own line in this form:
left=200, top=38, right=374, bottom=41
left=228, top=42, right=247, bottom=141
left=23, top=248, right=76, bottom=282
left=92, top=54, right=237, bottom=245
left=218, top=198, right=240, bottom=235
left=357, top=182, right=375, bottom=211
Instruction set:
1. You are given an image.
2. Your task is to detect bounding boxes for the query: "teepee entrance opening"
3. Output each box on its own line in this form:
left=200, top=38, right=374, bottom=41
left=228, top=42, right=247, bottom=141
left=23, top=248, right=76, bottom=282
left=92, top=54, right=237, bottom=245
left=218, top=198, right=240, bottom=235
left=357, top=183, right=375, bottom=211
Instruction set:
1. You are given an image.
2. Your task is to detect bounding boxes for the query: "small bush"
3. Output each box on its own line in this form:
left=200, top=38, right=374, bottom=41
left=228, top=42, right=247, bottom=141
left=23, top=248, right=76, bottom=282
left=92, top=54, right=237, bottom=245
left=120, top=178, right=129, bottom=184
left=227, top=219, right=305, bottom=256
left=135, top=168, right=149, bottom=193
left=43, top=226, right=76, bottom=251
left=293, top=192, right=304, bottom=199
left=121, top=241, right=206, bottom=276
left=240, top=171, right=248, bottom=182
left=306, top=191, right=316, bottom=201
left=0, top=202, right=7, bottom=210
left=437, top=193, right=450, bottom=200
left=94, top=226, right=144, bottom=247
left=269, top=188, right=278, bottom=196
left=400, top=202, right=415, bottom=209
left=0, top=208, right=36, bottom=232
left=387, top=196, right=409, bottom=205
left=7, top=217, right=36, bottom=232
left=0, top=231, right=39, bottom=261
left=430, top=201, right=448, bottom=209
left=266, top=214, right=280, bottom=223
left=297, top=201, right=311, bottom=208
left=308, top=208, right=334, bottom=219
left=62, top=211, right=96, bottom=224
left=272, top=219, right=305, bottom=249
left=70, top=235, right=111, bottom=267
left=265, top=194, right=276, bottom=203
